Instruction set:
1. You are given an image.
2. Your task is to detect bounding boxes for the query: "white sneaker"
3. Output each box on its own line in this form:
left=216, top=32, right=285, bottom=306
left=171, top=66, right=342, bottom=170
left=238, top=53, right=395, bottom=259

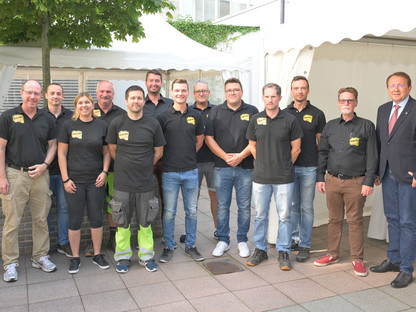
left=212, top=241, right=230, bottom=257
left=31, top=255, right=57, bottom=272
left=3, top=263, right=18, bottom=282
left=238, top=242, right=250, bottom=258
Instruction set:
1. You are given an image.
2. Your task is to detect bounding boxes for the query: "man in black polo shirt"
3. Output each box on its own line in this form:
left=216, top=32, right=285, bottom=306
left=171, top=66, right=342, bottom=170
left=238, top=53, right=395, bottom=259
left=284, top=76, right=326, bottom=262
left=156, top=78, right=205, bottom=263
left=90, top=80, right=126, bottom=254
left=205, top=78, right=258, bottom=259
left=0, top=80, right=57, bottom=282
left=246, top=83, right=302, bottom=270
left=44, top=83, right=73, bottom=257
left=179, top=81, right=218, bottom=243
left=143, top=69, right=174, bottom=117
left=314, top=87, right=378, bottom=278
left=107, top=85, right=165, bottom=274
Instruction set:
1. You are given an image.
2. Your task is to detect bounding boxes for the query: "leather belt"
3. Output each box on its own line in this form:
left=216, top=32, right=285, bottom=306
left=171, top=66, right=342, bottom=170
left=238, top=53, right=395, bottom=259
left=328, top=172, right=364, bottom=180
left=7, top=164, right=30, bottom=172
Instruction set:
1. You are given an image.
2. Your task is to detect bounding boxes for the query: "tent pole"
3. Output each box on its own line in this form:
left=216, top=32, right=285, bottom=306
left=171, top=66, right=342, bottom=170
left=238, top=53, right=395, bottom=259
left=280, top=0, right=285, bottom=24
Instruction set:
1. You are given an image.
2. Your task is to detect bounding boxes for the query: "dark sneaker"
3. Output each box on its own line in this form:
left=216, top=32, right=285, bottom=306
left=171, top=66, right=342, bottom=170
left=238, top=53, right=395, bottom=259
left=116, top=260, right=130, bottom=273
left=68, top=257, right=81, bottom=274
left=296, top=247, right=310, bottom=262
left=278, top=251, right=291, bottom=271
left=159, top=248, right=174, bottom=263
left=139, top=259, right=159, bottom=272
left=84, top=240, right=94, bottom=257
left=92, top=254, right=110, bottom=269
left=180, top=234, right=186, bottom=243
left=107, top=234, right=116, bottom=251
left=185, top=247, right=205, bottom=262
left=57, top=243, right=73, bottom=258
left=291, top=240, right=300, bottom=251
left=214, top=231, right=219, bottom=240
left=247, top=248, right=268, bottom=266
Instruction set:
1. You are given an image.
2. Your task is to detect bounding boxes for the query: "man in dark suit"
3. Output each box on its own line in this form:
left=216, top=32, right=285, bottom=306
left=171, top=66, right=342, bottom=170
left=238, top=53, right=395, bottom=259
left=371, top=72, right=416, bottom=288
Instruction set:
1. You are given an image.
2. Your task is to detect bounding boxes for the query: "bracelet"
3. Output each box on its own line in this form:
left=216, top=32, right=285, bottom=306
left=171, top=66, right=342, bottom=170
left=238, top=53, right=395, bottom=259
left=43, top=161, right=49, bottom=167
left=102, top=170, right=109, bottom=175
left=63, top=178, right=70, bottom=183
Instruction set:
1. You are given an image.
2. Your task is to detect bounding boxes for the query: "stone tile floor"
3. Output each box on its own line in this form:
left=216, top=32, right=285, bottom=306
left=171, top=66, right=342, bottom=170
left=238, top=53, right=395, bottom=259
left=1, top=186, right=415, bottom=312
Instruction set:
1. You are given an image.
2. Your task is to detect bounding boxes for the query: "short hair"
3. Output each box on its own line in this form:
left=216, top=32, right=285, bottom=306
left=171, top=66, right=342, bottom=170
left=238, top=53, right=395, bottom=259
left=171, top=78, right=189, bottom=90
left=146, top=69, right=163, bottom=81
left=224, top=78, right=243, bottom=90
left=262, top=83, right=282, bottom=96
left=125, top=85, right=145, bottom=100
left=72, top=92, right=96, bottom=120
left=21, top=80, right=42, bottom=91
left=386, top=72, right=412, bottom=87
left=193, top=80, right=209, bottom=91
left=291, top=75, right=309, bottom=89
left=338, top=87, right=358, bottom=100
left=96, top=80, right=114, bottom=93
left=47, top=82, right=64, bottom=93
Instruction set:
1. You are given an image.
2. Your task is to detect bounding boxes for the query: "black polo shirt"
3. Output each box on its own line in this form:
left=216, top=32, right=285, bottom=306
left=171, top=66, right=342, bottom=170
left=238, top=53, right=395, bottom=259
left=58, top=118, right=108, bottom=184
left=0, top=104, right=56, bottom=168
left=156, top=105, right=204, bottom=172
left=143, top=94, right=174, bottom=117
left=43, top=106, right=73, bottom=175
left=284, top=101, right=326, bottom=167
left=106, top=114, right=166, bottom=193
left=94, top=103, right=126, bottom=171
left=191, top=102, right=215, bottom=163
left=205, top=101, right=258, bottom=169
left=247, top=110, right=303, bottom=184
left=317, top=114, right=378, bottom=187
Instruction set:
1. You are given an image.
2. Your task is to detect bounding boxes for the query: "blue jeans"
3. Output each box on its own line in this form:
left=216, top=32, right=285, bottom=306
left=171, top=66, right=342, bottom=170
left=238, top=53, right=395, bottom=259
left=162, top=170, right=199, bottom=250
left=291, top=166, right=317, bottom=248
left=214, top=167, right=253, bottom=245
left=252, top=182, right=293, bottom=252
left=382, top=166, right=416, bottom=274
left=48, top=175, right=69, bottom=245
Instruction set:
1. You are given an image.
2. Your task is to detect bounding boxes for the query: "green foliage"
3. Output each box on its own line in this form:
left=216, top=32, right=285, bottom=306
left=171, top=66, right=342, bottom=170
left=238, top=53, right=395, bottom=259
left=168, top=16, right=259, bottom=50
left=0, top=0, right=175, bottom=49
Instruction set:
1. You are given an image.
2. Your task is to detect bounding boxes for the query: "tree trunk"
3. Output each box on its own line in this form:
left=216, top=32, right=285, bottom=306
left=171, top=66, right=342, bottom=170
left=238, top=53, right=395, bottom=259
left=41, top=14, right=50, bottom=107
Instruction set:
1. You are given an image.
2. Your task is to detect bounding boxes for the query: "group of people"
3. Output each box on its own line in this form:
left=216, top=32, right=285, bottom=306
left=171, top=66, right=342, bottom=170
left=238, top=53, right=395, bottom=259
left=0, top=70, right=415, bottom=289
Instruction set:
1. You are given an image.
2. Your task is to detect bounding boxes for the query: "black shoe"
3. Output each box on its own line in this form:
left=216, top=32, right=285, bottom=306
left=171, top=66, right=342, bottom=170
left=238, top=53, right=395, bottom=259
left=68, top=257, right=81, bottom=274
left=84, top=240, right=94, bottom=257
left=391, top=271, right=414, bottom=288
left=159, top=248, right=174, bottom=263
left=370, top=259, right=400, bottom=273
left=57, top=243, right=73, bottom=258
left=180, top=234, right=186, bottom=243
left=214, top=231, right=219, bottom=240
left=247, top=248, right=268, bottom=266
left=296, top=247, right=310, bottom=262
left=185, top=247, right=205, bottom=262
left=92, top=254, right=110, bottom=269
left=291, top=240, right=300, bottom=251
left=278, top=251, right=291, bottom=271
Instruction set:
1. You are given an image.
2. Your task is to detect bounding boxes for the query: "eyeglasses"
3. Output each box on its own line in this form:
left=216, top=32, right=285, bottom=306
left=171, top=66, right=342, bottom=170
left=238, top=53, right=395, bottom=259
left=338, top=99, right=356, bottom=104
left=194, top=90, right=209, bottom=94
left=388, top=84, right=406, bottom=89
left=23, top=90, right=42, bottom=97
left=225, top=89, right=241, bottom=94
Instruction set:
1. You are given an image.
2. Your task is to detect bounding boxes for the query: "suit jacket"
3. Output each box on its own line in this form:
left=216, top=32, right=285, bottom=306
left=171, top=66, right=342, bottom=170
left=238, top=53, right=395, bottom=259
left=376, top=95, right=416, bottom=185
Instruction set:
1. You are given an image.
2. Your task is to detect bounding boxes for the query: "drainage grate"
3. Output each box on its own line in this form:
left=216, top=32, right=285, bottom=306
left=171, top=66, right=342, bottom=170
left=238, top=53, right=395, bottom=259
left=203, top=258, right=244, bottom=275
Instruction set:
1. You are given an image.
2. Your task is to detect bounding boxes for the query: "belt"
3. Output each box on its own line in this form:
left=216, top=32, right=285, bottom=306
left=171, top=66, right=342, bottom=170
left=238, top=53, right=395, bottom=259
left=7, top=164, right=30, bottom=172
left=328, top=172, right=364, bottom=180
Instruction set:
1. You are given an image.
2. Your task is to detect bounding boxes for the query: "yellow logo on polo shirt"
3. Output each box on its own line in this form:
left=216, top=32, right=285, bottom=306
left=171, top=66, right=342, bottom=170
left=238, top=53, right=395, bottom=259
left=94, top=109, right=101, bottom=117
left=303, top=114, right=313, bottom=123
left=240, top=113, right=250, bottom=121
left=257, top=117, right=267, bottom=125
left=72, top=130, right=82, bottom=139
left=12, top=114, right=24, bottom=124
left=119, top=131, right=129, bottom=141
left=350, top=137, right=360, bottom=146
left=187, top=117, right=195, bottom=125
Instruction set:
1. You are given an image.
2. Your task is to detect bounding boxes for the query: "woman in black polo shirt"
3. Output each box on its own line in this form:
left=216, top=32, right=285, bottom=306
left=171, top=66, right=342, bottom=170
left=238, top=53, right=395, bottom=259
left=58, top=92, right=111, bottom=274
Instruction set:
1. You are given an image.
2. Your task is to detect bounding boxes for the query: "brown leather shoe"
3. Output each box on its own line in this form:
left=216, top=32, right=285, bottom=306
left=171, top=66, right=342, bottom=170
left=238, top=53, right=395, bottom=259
left=391, top=271, right=413, bottom=288
left=370, top=259, right=400, bottom=273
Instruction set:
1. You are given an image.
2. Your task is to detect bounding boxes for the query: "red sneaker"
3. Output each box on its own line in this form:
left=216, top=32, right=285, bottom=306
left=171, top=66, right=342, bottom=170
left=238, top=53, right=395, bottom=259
left=352, top=260, right=368, bottom=277
left=314, top=255, right=339, bottom=267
